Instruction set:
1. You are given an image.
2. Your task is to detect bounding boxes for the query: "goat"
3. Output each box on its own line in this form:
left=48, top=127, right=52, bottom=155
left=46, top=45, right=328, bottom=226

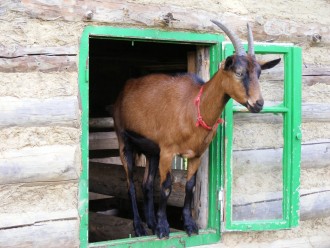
left=113, top=20, right=281, bottom=239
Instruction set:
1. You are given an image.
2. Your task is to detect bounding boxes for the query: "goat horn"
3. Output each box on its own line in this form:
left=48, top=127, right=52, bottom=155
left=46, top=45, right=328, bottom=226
left=247, top=23, right=255, bottom=55
left=211, top=20, right=246, bottom=56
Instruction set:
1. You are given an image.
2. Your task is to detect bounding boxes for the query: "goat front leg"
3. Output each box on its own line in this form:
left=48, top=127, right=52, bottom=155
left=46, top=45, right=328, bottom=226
left=183, top=157, right=200, bottom=236
left=156, top=152, right=173, bottom=239
left=142, top=154, right=159, bottom=234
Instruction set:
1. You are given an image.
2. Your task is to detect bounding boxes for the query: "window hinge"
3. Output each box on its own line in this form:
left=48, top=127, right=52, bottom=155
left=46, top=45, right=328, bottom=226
left=218, top=188, right=225, bottom=231
left=218, top=188, right=224, bottom=216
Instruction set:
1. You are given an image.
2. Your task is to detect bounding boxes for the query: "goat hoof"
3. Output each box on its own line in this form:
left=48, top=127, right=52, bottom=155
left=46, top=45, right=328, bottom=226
left=184, top=219, right=199, bottom=236
left=155, top=220, right=170, bottom=239
left=134, top=222, right=148, bottom=237
left=147, top=220, right=157, bottom=234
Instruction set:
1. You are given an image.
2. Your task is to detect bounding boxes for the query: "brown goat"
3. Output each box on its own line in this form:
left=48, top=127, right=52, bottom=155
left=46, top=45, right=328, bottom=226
left=113, top=20, right=281, bottom=239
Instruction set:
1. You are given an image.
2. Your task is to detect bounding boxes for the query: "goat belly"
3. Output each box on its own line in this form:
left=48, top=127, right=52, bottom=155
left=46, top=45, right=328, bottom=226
left=124, top=130, right=160, bottom=156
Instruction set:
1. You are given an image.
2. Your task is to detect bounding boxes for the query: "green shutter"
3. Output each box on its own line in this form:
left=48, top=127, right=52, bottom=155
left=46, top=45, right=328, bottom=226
left=222, top=44, right=302, bottom=231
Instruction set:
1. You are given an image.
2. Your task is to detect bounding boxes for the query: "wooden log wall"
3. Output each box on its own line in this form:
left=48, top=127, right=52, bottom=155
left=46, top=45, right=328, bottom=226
left=1, top=0, right=329, bottom=247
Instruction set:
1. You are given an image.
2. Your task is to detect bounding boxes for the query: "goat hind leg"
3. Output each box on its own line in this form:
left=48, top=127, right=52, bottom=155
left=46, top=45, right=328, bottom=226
left=120, top=136, right=147, bottom=236
left=142, top=154, right=159, bottom=234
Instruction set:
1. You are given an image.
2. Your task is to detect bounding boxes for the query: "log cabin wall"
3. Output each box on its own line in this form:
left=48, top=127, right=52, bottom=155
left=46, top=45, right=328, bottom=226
left=0, top=0, right=329, bottom=247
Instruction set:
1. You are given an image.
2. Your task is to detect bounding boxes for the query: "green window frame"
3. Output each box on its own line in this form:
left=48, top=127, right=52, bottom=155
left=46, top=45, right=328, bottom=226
left=78, top=26, right=224, bottom=248
left=222, top=44, right=302, bottom=231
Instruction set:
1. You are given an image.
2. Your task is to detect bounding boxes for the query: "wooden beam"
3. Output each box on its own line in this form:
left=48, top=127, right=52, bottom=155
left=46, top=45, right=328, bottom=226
left=233, top=142, right=330, bottom=169
left=89, top=212, right=181, bottom=242
left=0, top=182, right=78, bottom=229
left=0, top=71, right=78, bottom=99
left=0, top=145, right=79, bottom=184
left=0, top=96, right=79, bottom=128
left=89, top=162, right=186, bottom=207
left=89, top=132, right=118, bottom=150
left=89, top=117, right=114, bottom=129
left=0, top=55, right=77, bottom=73
left=11, top=1, right=329, bottom=45
left=0, top=219, right=79, bottom=248
left=0, top=45, right=76, bottom=58
left=0, top=45, right=76, bottom=72
left=234, top=103, right=330, bottom=123
left=232, top=188, right=330, bottom=221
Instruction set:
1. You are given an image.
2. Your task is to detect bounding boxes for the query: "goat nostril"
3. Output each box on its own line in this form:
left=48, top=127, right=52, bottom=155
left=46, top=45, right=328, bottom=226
left=256, top=99, right=264, bottom=107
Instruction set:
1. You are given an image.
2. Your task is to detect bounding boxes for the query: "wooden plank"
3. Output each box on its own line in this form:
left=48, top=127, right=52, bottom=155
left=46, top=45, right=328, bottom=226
left=89, top=212, right=181, bottom=242
left=0, top=219, right=79, bottom=248
left=0, top=145, right=79, bottom=184
left=0, top=96, right=79, bottom=128
left=89, top=117, right=114, bottom=129
left=90, top=157, right=122, bottom=165
left=232, top=188, right=330, bottom=221
left=233, top=142, right=330, bottom=169
left=0, top=182, right=78, bottom=229
left=0, top=71, right=78, bottom=99
left=89, top=162, right=186, bottom=207
left=234, top=103, right=330, bottom=123
left=192, top=46, right=210, bottom=229
left=89, top=212, right=136, bottom=242
left=194, top=150, right=209, bottom=229
left=13, top=1, right=330, bottom=45
left=0, top=55, right=77, bottom=73
left=0, top=45, right=76, bottom=58
left=89, top=132, right=118, bottom=150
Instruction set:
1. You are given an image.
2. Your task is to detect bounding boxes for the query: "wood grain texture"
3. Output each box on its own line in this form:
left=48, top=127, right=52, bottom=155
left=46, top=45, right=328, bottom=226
left=232, top=188, right=330, bottom=221
left=89, top=162, right=187, bottom=207
left=0, top=182, right=78, bottom=229
left=0, top=96, right=79, bottom=128
left=0, top=219, right=79, bottom=248
left=0, top=145, right=79, bottom=184
left=8, top=0, right=328, bottom=46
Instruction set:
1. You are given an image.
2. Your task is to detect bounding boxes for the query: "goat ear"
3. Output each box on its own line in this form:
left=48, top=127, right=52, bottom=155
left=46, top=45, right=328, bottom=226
left=260, top=58, right=281, bottom=70
left=224, top=56, right=235, bottom=71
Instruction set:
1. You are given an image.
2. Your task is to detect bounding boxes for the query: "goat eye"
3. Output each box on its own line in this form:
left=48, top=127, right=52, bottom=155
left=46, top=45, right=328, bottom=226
left=235, top=72, right=243, bottom=78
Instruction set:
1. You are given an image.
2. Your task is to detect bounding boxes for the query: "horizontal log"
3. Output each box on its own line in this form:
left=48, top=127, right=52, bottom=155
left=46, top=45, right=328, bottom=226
left=0, top=182, right=78, bottom=229
left=90, top=157, right=122, bottom=165
left=234, top=103, right=330, bottom=123
left=89, top=212, right=180, bottom=242
left=233, top=142, right=330, bottom=169
left=0, top=145, right=79, bottom=184
left=12, top=1, right=330, bottom=45
left=89, top=162, right=186, bottom=207
left=89, top=132, right=118, bottom=150
left=232, top=188, right=330, bottom=221
left=89, top=212, right=135, bottom=241
left=0, top=45, right=76, bottom=58
left=0, top=219, right=78, bottom=248
left=0, top=71, right=78, bottom=99
left=89, top=149, right=119, bottom=158
left=0, top=96, right=79, bottom=128
left=89, top=117, right=114, bottom=129
left=0, top=54, right=77, bottom=72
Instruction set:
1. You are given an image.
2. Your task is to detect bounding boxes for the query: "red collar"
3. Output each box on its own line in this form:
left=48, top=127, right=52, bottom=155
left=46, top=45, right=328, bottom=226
left=194, top=86, right=224, bottom=131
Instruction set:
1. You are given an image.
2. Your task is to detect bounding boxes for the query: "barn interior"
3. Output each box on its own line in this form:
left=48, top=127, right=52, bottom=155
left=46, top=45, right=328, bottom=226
left=88, top=37, right=201, bottom=242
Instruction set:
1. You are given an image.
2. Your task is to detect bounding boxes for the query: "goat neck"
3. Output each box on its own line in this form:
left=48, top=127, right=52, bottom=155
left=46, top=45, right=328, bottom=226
left=196, top=68, right=228, bottom=130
